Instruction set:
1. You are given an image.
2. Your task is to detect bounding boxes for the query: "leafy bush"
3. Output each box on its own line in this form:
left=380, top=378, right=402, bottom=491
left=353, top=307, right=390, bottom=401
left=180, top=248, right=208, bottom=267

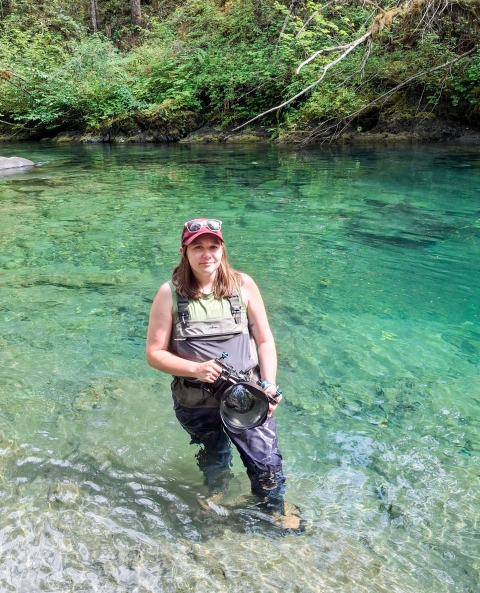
left=0, top=0, right=479, bottom=137
left=129, top=0, right=295, bottom=122
left=450, top=52, right=480, bottom=118
left=1, top=35, right=142, bottom=130
left=299, top=84, right=370, bottom=122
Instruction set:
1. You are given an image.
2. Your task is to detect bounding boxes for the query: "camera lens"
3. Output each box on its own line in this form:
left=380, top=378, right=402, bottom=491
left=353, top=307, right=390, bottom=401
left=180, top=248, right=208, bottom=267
left=224, top=384, right=256, bottom=413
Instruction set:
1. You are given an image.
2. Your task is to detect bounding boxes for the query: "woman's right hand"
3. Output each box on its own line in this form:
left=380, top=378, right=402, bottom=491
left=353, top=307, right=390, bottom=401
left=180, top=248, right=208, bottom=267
left=195, top=360, right=222, bottom=383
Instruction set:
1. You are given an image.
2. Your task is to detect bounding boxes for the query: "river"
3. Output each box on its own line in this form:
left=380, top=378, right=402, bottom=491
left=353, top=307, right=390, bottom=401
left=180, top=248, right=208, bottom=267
left=0, top=142, right=479, bottom=591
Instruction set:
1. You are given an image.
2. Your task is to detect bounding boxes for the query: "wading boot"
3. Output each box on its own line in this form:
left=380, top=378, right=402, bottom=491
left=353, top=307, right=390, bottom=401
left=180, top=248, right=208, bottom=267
left=272, top=501, right=301, bottom=530
left=197, top=491, right=229, bottom=516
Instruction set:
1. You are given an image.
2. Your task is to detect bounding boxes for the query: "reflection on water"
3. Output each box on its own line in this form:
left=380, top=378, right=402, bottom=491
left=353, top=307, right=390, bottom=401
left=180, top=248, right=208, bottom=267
left=0, top=142, right=479, bottom=591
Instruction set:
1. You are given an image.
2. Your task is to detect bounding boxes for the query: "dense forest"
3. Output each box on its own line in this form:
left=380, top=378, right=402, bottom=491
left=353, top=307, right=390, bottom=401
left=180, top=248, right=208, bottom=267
left=0, top=0, right=479, bottom=143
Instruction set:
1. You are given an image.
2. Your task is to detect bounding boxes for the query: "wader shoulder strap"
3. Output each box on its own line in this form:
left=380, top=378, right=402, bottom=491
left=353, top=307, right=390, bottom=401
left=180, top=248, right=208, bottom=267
left=173, top=288, right=242, bottom=325
left=228, top=291, right=242, bottom=324
left=176, top=294, right=190, bottom=326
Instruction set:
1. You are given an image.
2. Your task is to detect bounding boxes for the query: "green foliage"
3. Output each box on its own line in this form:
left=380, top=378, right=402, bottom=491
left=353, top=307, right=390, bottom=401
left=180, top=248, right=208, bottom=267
left=0, top=0, right=86, bottom=39
left=300, top=85, right=369, bottom=121
left=1, top=36, right=142, bottom=129
left=128, top=0, right=296, bottom=122
left=0, top=0, right=479, bottom=136
left=450, top=52, right=480, bottom=116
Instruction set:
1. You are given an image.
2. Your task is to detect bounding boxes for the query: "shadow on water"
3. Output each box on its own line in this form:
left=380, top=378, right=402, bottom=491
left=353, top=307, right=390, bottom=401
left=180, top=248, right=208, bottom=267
left=348, top=201, right=463, bottom=250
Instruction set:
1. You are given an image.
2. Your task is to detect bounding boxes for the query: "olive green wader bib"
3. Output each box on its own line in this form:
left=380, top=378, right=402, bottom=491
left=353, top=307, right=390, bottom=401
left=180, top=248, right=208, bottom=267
left=168, top=281, right=259, bottom=408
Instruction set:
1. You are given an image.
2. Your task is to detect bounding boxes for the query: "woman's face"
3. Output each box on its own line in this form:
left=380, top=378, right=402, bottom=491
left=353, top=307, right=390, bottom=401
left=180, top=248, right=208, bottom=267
left=183, top=235, right=223, bottom=279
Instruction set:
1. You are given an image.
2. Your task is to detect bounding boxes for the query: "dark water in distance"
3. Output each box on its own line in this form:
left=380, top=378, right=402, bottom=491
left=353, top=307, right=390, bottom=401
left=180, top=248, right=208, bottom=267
left=0, top=142, right=479, bottom=592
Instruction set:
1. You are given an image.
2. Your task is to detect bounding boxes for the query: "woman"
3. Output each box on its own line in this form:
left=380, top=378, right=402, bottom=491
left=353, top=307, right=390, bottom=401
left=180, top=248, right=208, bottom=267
left=146, top=218, right=294, bottom=522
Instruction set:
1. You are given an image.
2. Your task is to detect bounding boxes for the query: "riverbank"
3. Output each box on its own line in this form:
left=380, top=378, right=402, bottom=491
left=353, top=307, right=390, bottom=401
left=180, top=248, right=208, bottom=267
left=1, top=117, right=479, bottom=146
left=2, top=1, right=479, bottom=151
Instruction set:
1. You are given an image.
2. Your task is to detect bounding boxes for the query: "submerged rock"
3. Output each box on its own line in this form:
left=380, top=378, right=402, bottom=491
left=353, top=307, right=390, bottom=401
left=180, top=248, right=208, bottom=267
left=0, top=156, right=34, bottom=170
left=48, top=482, right=82, bottom=505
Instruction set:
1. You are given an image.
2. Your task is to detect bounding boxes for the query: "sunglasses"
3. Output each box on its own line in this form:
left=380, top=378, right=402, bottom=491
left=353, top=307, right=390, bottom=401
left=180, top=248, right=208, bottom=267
left=184, top=219, right=222, bottom=233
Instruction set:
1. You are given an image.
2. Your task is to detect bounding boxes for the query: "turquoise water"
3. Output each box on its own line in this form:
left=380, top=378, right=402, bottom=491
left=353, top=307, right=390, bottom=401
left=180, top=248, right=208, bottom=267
left=0, top=142, right=479, bottom=591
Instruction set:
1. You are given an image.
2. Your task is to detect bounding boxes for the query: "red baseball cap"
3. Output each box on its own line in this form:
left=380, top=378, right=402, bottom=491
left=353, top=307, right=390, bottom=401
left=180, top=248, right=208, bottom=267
left=181, top=218, right=224, bottom=246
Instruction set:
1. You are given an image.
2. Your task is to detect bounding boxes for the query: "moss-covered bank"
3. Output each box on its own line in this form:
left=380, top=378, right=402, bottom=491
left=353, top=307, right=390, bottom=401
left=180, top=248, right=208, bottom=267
left=2, top=119, right=478, bottom=147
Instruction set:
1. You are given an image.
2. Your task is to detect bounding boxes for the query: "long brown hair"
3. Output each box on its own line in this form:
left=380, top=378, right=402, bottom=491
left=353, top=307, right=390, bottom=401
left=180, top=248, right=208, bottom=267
left=172, top=242, right=242, bottom=299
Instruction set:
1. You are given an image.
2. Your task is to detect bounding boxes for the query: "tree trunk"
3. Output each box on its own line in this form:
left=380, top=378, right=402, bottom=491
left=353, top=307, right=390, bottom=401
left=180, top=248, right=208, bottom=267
left=90, top=0, right=99, bottom=32
left=2, top=0, right=14, bottom=17
left=130, top=0, right=141, bottom=26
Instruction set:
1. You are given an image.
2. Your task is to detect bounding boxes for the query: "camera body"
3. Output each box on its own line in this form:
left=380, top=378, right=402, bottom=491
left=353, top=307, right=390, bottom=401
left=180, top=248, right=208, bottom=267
left=210, top=354, right=254, bottom=398
left=200, top=352, right=276, bottom=433
left=208, top=352, right=279, bottom=405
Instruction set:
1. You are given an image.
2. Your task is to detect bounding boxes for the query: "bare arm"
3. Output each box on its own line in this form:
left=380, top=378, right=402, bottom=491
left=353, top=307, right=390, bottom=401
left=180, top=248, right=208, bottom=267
left=145, top=282, right=221, bottom=382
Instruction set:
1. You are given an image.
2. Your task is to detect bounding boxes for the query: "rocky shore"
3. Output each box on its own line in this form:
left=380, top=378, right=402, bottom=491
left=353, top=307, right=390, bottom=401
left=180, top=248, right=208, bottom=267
left=1, top=117, right=479, bottom=146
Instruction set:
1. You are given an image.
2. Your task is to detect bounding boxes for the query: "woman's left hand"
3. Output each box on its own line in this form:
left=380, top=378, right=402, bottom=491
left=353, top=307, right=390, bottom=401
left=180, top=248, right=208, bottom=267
left=264, top=385, right=282, bottom=418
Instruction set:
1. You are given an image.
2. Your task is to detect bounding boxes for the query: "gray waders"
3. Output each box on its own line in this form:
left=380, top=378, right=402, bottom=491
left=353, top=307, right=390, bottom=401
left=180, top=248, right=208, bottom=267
left=168, top=283, right=285, bottom=499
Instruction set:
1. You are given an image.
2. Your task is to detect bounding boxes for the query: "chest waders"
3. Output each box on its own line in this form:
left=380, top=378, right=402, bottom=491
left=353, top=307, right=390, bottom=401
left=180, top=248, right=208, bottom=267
left=167, top=282, right=285, bottom=501
left=168, top=282, right=259, bottom=409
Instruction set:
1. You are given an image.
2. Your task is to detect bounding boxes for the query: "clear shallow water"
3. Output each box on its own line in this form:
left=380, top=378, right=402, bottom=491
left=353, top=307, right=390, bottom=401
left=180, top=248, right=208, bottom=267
left=0, top=142, right=479, bottom=592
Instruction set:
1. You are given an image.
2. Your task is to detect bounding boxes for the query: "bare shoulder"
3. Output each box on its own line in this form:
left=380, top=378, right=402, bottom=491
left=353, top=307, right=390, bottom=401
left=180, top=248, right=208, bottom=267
left=157, top=281, right=173, bottom=296
left=155, top=281, right=173, bottom=300
left=147, top=282, right=174, bottom=348
left=238, top=273, right=262, bottom=308
left=239, top=272, right=256, bottom=288
left=151, top=281, right=173, bottom=314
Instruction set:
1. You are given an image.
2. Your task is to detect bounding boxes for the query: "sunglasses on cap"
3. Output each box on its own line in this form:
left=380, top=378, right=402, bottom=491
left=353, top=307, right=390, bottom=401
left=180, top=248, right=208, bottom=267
left=184, top=219, right=222, bottom=233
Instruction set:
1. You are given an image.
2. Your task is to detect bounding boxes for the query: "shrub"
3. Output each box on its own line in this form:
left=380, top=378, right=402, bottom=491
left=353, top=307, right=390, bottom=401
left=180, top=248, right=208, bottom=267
left=1, top=35, right=142, bottom=130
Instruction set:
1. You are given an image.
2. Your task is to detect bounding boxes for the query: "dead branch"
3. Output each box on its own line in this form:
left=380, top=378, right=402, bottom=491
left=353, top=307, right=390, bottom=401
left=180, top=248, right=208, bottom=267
left=359, top=37, right=373, bottom=75
left=396, top=0, right=476, bottom=45
left=306, top=46, right=477, bottom=143
left=233, top=5, right=403, bottom=131
left=0, top=70, right=32, bottom=96
left=277, top=0, right=298, bottom=47
left=232, top=32, right=371, bottom=131
left=0, top=119, right=36, bottom=131
left=297, top=5, right=402, bottom=73
left=347, top=46, right=476, bottom=120
left=296, top=31, right=371, bottom=73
